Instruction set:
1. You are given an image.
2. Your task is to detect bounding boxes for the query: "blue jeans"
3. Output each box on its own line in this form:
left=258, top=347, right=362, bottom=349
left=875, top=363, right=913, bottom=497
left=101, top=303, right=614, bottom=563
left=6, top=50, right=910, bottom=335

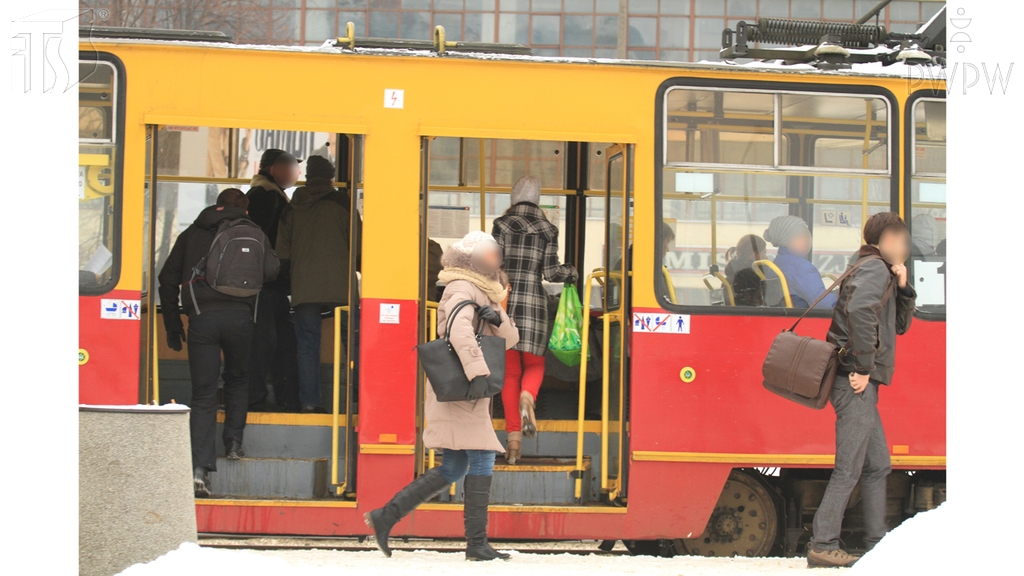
left=294, top=304, right=359, bottom=408
left=437, top=449, right=496, bottom=483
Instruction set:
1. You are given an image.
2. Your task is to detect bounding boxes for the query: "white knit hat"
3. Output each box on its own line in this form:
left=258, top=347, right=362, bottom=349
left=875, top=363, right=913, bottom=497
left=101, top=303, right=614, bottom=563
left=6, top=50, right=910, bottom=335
left=451, top=230, right=497, bottom=255
left=510, top=175, right=541, bottom=206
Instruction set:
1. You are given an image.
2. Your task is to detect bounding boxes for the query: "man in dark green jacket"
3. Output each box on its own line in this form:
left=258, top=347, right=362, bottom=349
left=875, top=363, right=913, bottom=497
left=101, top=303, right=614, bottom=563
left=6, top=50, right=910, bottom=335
left=277, top=155, right=359, bottom=412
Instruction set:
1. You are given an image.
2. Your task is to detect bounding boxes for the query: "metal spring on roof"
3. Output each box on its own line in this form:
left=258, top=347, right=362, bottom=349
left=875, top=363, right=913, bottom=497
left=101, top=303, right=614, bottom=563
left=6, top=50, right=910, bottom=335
left=749, top=18, right=887, bottom=48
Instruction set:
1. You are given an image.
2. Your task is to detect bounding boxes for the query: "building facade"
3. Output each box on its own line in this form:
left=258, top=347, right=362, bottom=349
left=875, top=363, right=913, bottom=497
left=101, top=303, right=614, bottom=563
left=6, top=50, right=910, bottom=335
left=83, top=0, right=944, bottom=62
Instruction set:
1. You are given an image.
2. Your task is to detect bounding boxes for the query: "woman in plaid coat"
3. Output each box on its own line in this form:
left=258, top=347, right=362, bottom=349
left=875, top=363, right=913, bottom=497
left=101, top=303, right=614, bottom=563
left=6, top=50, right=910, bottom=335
left=492, top=175, right=577, bottom=465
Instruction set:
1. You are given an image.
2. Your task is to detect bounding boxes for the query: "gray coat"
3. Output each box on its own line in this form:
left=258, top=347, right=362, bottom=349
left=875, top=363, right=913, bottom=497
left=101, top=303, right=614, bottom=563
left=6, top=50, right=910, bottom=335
left=827, top=247, right=916, bottom=385
left=422, top=278, right=519, bottom=453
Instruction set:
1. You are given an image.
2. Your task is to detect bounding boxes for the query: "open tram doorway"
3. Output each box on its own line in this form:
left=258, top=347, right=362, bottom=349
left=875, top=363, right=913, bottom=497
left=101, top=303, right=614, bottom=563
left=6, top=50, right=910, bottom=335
left=141, top=126, right=363, bottom=501
left=415, top=136, right=634, bottom=507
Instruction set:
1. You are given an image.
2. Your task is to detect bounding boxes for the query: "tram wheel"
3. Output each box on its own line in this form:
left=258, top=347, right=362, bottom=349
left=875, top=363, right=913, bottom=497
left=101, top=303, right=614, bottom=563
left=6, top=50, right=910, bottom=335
left=676, top=470, right=778, bottom=558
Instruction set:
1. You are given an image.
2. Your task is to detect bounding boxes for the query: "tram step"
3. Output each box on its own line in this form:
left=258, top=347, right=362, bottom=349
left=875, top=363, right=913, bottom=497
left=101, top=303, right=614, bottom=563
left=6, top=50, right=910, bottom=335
left=441, top=456, right=591, bottom=505
left=209, top=456, right=329, bottom=499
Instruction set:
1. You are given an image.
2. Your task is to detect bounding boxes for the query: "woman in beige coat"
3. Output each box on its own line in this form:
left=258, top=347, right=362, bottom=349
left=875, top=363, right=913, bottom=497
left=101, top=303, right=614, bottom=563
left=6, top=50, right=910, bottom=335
left=365, top=231, right=519, bottom=561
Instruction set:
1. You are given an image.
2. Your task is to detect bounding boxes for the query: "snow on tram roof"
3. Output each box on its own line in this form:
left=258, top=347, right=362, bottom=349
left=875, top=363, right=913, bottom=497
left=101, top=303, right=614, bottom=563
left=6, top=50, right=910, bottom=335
left=92, top=36, right=945, bottom=81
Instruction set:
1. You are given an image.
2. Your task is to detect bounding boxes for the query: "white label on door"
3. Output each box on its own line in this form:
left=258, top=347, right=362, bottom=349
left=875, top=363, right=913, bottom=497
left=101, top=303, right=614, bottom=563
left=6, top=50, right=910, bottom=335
left=633, top=313, right=689, bottom=334
left=384, top=89, right=404, bottom=109
left=78, top=166, right=87, bottom=199
left=380, top=303, right=401, bottom=324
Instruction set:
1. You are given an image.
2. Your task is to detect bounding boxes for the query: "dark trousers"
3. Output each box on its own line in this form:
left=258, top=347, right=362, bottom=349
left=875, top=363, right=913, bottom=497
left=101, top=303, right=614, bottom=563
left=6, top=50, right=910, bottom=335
left=811, top=376, right=892, bottom=551
left=293, top=303, right=358, bottom=409
left=187, top=309, right=254, bottom=471
left=248, top=283, right=299, bottom=409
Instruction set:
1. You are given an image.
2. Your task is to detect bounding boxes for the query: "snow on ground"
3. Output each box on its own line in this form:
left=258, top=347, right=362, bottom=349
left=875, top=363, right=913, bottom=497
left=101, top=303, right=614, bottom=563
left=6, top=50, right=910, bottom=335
left=849, top=503, right=949, bottom=575
left=117, top=542, right=830, bottom=576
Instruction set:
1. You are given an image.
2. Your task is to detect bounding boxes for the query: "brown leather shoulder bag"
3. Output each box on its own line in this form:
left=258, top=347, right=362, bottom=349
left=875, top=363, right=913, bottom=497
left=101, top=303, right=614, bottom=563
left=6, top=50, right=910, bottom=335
left=761, top=255, right=892, bottom=409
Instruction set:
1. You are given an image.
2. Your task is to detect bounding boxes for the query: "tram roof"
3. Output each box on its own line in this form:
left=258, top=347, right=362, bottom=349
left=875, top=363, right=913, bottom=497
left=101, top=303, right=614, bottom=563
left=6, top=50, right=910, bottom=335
left=86, top=35, right=945, bottom=82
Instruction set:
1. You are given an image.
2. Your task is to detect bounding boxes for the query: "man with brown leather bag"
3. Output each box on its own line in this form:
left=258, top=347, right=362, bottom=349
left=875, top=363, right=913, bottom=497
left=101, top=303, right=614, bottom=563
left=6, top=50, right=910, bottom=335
left=807, top=212, right=917, bottom=568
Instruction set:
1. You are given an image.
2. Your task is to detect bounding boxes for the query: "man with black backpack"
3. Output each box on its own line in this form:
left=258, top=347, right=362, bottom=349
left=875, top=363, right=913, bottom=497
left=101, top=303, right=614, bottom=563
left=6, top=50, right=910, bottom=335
left=158, top=189, right=280, bottom=497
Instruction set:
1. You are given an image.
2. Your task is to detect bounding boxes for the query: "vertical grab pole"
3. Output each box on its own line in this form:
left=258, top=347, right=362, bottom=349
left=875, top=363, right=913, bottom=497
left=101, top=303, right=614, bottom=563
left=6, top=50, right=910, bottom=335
left=574, top=273, right=595, bottom=500
left=332, top=306, right=344, bottom=494
left=478, top=138, right=487, bottom=232
left=149, top=125, right=160, bottom=405
left=601, top=313, right=611, bottom=493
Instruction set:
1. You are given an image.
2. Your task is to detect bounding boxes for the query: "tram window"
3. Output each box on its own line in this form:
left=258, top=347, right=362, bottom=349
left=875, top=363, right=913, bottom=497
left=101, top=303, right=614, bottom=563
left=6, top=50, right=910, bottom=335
left=665, top=89, right=776, bottom=167
left=782, top=94, right=888, bottom=171
left=157, top=126, right=334, bottom=181
left=79, top=60, right=120, bottom=294
left=910, top=99, right=946, bottom=315
left=659, top=85, right=894, bottom=313
left=660, top=169, right=889, bottom=309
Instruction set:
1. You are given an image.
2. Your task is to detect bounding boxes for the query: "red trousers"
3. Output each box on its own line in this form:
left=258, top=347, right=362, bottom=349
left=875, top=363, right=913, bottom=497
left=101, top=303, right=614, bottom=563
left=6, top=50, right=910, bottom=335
left=502, top=350, right=545, bottom=433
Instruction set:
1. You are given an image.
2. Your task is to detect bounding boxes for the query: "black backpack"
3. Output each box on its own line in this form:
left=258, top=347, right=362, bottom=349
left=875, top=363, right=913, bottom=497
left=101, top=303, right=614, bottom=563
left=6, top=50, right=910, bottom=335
left=189, top=218, right=274, bottom=314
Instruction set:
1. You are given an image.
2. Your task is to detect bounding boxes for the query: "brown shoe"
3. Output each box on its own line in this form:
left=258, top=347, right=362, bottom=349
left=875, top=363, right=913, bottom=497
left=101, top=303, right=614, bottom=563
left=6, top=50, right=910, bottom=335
left=519, top=391, right=537, bottom=439
left=807, top=547, right=859, bottom=568
left=505, top=431, right=522, bottom=465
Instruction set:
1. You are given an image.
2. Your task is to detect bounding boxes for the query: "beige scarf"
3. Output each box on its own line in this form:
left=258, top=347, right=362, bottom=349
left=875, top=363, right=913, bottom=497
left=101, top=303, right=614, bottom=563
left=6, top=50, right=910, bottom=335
left=438, top=268, right=508, bottom=304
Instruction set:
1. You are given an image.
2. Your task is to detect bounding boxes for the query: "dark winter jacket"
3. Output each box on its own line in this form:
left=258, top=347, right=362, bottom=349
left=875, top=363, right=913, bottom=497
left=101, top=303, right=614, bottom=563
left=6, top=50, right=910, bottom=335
left=247, top=172, right=289, bottom=287
left=427, top=239, right=444, bottom=302
left=158, top=206, right=273, bottom=330
left=827, top=245, right=917, bottom=385
left=276, top=177, right=357, bottom=307
left=492, top=202, right=577, bottom=357
left=773, top=246, right=838, bottom=309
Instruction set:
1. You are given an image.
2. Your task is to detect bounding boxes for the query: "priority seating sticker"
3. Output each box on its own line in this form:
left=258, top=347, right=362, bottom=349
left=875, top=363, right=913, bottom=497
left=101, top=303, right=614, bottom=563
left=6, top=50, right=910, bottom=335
left=101, top=299, right=141, bottom=320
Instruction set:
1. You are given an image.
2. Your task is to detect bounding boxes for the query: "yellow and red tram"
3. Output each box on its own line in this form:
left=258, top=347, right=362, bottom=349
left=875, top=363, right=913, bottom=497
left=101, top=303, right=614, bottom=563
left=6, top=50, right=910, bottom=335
left=78, top=29, right=945, bottom=556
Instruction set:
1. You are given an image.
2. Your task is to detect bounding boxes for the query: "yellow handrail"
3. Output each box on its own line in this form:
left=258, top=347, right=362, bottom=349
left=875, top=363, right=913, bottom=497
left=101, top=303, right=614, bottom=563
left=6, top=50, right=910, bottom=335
left=702, top=271, right=734, bottom=306
left=331, top=305, right=350, bottom=496
left=601, top=312, right=611, bottom=492
left=152, top=302, right=160, bottom=404
left=822, top=273, right=838, bottom=283
left=752, top=260, right=793, bottom=308
left=662, top=266, right=678, bottom=304
left=574, top=272, right=599, bottom=500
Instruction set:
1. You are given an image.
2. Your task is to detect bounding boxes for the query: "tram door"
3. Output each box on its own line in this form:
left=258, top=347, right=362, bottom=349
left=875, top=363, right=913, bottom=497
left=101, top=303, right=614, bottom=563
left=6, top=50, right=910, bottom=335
left=600, top=144, right=631, bottom=501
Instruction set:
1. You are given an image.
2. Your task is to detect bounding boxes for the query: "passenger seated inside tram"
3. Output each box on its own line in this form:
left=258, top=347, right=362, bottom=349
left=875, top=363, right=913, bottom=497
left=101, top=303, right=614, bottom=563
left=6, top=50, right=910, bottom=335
left=724, top=234, right=766, bottom=286
left=763, top=215, right=837, bottom=309
left=911, top=213, right=938, bottom=258
left=732, top=268, right=764, bottom=307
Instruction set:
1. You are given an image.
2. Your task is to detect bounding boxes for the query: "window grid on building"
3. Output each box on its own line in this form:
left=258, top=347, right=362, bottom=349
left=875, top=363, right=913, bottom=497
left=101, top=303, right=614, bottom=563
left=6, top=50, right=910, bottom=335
left=79, top=1, right=943, bottom=62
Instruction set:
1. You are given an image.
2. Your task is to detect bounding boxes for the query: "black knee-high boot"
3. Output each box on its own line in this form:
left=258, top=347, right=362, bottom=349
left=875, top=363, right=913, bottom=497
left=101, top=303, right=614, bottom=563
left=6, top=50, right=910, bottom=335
left=364, top=467, right=450, bottom=557
left=464, top=475, right=511, bottom=561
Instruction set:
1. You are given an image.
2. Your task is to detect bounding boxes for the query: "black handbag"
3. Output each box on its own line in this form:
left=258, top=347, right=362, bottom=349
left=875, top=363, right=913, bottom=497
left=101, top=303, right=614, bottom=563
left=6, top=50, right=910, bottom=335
left=417, top=300, right=506, bottom=402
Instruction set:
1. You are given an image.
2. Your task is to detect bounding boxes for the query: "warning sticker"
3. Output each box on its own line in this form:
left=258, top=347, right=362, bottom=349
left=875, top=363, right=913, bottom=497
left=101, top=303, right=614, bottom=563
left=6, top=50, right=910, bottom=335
left=633, top=313, right=689, bottom=334
left=101, top=299, right=141, bottom=320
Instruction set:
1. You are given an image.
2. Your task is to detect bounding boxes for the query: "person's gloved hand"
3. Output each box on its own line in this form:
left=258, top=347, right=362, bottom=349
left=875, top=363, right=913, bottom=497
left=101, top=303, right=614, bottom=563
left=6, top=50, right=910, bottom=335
left=167, top=326, right=186, bottom=352
left=477, top=305, right=502, bottom=327
left=467, top=375, right=489, bottom=400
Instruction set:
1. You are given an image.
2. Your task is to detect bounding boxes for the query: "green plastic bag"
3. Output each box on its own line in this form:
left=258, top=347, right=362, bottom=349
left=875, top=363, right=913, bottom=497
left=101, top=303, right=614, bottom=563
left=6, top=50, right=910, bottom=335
left=548, top=284, right=584, bottom=367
